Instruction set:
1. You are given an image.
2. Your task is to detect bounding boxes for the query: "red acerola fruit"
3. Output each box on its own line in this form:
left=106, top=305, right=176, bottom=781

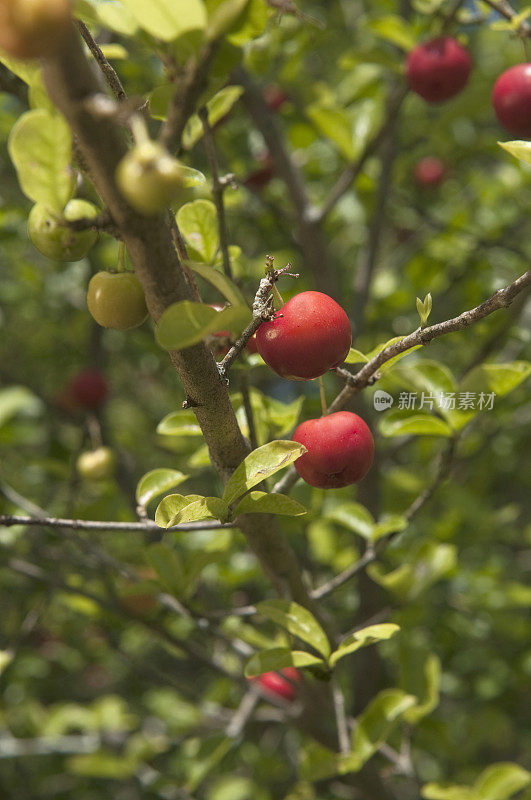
left=68, top=369, right=108, bottom=410
left=253, top=668, right=301, bottom=701
left=243, top=153, right=275, bottom=192
left=256, top=291, right=352, bottom=380
left=406, top=37, right=472, bottom=103
left=263, top=84, right=289, bottom=112
left=292, top=411, right=374, bottom=489
left=492, top=63, right=531, bottom=138
left=414, top=156, right=446, bottom=187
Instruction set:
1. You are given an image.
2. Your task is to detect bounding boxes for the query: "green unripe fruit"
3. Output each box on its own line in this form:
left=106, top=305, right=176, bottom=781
left=116, top=142, right=185, bottom=216
left=28, top=199, right=99, bottom=261
left=87, top=271, right=148, bottom=330
left=76, top=447, right=116, bottom=481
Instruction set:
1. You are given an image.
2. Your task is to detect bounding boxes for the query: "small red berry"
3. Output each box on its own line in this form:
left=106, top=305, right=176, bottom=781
left=263, top=84, right=289, bottom=112
left=256, top=291, right=352, bottom=381
left=406, top=38, right=472, bottom=103
left=292, top=411, right=374, bottom=489
left=414, top=156, right=446, bottom=187
left=68, top=369, right=108, bottom=410
left=492, top=63, right=531, bottom=138
left=253, top=668, right=301, bottom=701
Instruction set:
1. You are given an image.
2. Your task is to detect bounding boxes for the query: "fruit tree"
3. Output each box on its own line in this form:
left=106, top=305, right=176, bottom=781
left=0, top=1, right=530, bottom=799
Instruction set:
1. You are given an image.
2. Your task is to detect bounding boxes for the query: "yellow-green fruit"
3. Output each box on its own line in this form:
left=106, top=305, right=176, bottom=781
left=0, top=0, right=71, bottom=59
left=76, top=447, right=116, bottom=481
left=28, top=200, right=99, bottom=261
left=87, top=271, right=148, bottom=330
left=116, top=142, right=185, bottom=215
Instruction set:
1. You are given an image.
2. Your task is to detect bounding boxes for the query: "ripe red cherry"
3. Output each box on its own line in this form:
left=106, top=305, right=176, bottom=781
left=492, top=63, right=531, bottom=138
left=256, top=291, right=351, bottom=381
left=414, top=156, right=446, bottom=187
left=68, top=369, right=108, bottom=410
left=292, top=411, right=374, bottom=488
left=253, top=668, right=301, bottom=701
left=406, top=38, right=472, bottom=103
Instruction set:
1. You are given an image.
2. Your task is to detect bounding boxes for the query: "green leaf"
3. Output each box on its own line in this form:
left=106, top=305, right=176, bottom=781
left=379, top=411, right=453, bottom=438
left=462, top=361, right=531, bottom=397
left=96, top=1, right=139, bottom=35
left=367, top=15, right=418, bottom=50
left=222, top=440, right=306, bottom=506
left=146, top=543, right=184, bottom=595
left=155, top=300, right=250, bottom=350
left=498, top=140, right=531, bottom=166
left=256, top=600, right=331, bottom=660
left=403, top=653, right=441, bottom=724
left=67, top=751, right=138, bottom=779
left=155, top=494, right=228, bottom=527
left=416, top=293, right=432, bottom=326
left=172, top=496, right=229, bottom=524
left=154, top=493, right=204, bottom=527
left=135, top=469, right=189, bottom=506
left=348, top=689, right=417, bottom=771
left=186, top=260, right=248, bottom=307
left=365, top=336, right=422, bottom=372
left=118, top=0, right=207, bottom=40
left=244, top=647, right=324, bottom=677
left=369, top=542, right=457, bottom=601
left=0, top=386, right=41, bottom=429
left=344, top=348, right=369, bottom=364
left=157, top=409, right=203, bottom=436
left=234, top=491, right=307, bottom=517
left=8, top=110, right=74, bottom=212
left=183, top=85, right=244, bottom=148
left=206, top=0, right=251, bottom=41
left=422, top=785, right=479, bottom=800
left=177, top=199, right=219, bottom=262
left=325, top=502, right=375, bottom=539
left=370, top=514, right=407, bottom=542
left=474, top=763, right=531, bottom=800
left=306, top=104, right=355, bottom=160
left=330, top=624, right=400, bottom=668
left=0, top=650, right=13, bottom=677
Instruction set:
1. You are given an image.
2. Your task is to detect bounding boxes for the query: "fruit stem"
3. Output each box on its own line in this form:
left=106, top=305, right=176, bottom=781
left=117, top=242, right=126, bottom=272
left=271, top=283, right=284, bottom=309
left=318, top=375, right=328, bottom=416
left=130, top=113, right=150, bottom=147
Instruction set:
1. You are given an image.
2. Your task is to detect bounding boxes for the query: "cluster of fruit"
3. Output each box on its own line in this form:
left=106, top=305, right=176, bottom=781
left=407, top=38, right=531, bottom=188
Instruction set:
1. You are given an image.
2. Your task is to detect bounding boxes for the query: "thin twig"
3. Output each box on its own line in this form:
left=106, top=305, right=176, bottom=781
left=0, top=514, right=233, bottom=533
left=76, top=20, right=127, bottom=101
left=330, top=270, right=531, bottom=413
left=481, top=0, right=531, bottom=35
left=239, top=373, right=258, bottom=450
left=199, top=106, right=233, bottom=280
left=332, top=681, right=351, bottom=755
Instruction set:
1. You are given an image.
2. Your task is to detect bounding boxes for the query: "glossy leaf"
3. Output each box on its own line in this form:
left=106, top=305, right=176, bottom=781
left=403, top=653, right=441, bottom=724
left=8, top=110, right=74, bottom=212
left=244, top=647, right=324, bottom=677
left=379, top=411, right=453, bottom=438
left=154, top=493, right=204, bottom=528
left=135, top=469, right=189, bottom=506
left=461, top=361, right=531, bottom=398
left=371, top=514, right=408, bottom=541
left=325, top=502, right=375, bottom=539
left=155, top=300, right=250, bottom=350
left=474, top=763, right=531, bottom=800
left=222, top=440, right=306, bottom=506
left=234, top=491, right=307, bottom=517
left=177, top=200, right=219, bottom=262
left=206, top=0, right=250, bottom=41
left=157, top=409, right=203, bottom=437
left=344, top=348, right=369, bottom=364
left=422, top=785, right=479, bottom=800
left=256, top=600, right=330, bottom=660
left=0, top=386, right=41, bottom=429
left=330, top=624, right=400, bottom=668
left=347, top=689, right=417, bottom=771
left=183, top=85, right=244, bottom=148
left=498, top=140, right=531, bottom=166
left=186, top=260, right=248, bottom=307
left=367, top=15, right=418, bottom=50
left=306, top=104, right=355, bottom=160
left=369, top=542, right=457, bottom=600
left=119, top=0, right=206, bottom=40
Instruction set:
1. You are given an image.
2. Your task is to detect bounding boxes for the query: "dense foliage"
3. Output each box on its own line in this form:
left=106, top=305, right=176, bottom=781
left=0, top=1, right=530, bottom=799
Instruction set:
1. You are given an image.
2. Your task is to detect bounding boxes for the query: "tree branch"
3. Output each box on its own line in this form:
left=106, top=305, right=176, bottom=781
left=330, top=269, right=531, bottom=413
left=0, top=513, right=232, bottom=533
left=76, top=19, right=127, bottom=101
